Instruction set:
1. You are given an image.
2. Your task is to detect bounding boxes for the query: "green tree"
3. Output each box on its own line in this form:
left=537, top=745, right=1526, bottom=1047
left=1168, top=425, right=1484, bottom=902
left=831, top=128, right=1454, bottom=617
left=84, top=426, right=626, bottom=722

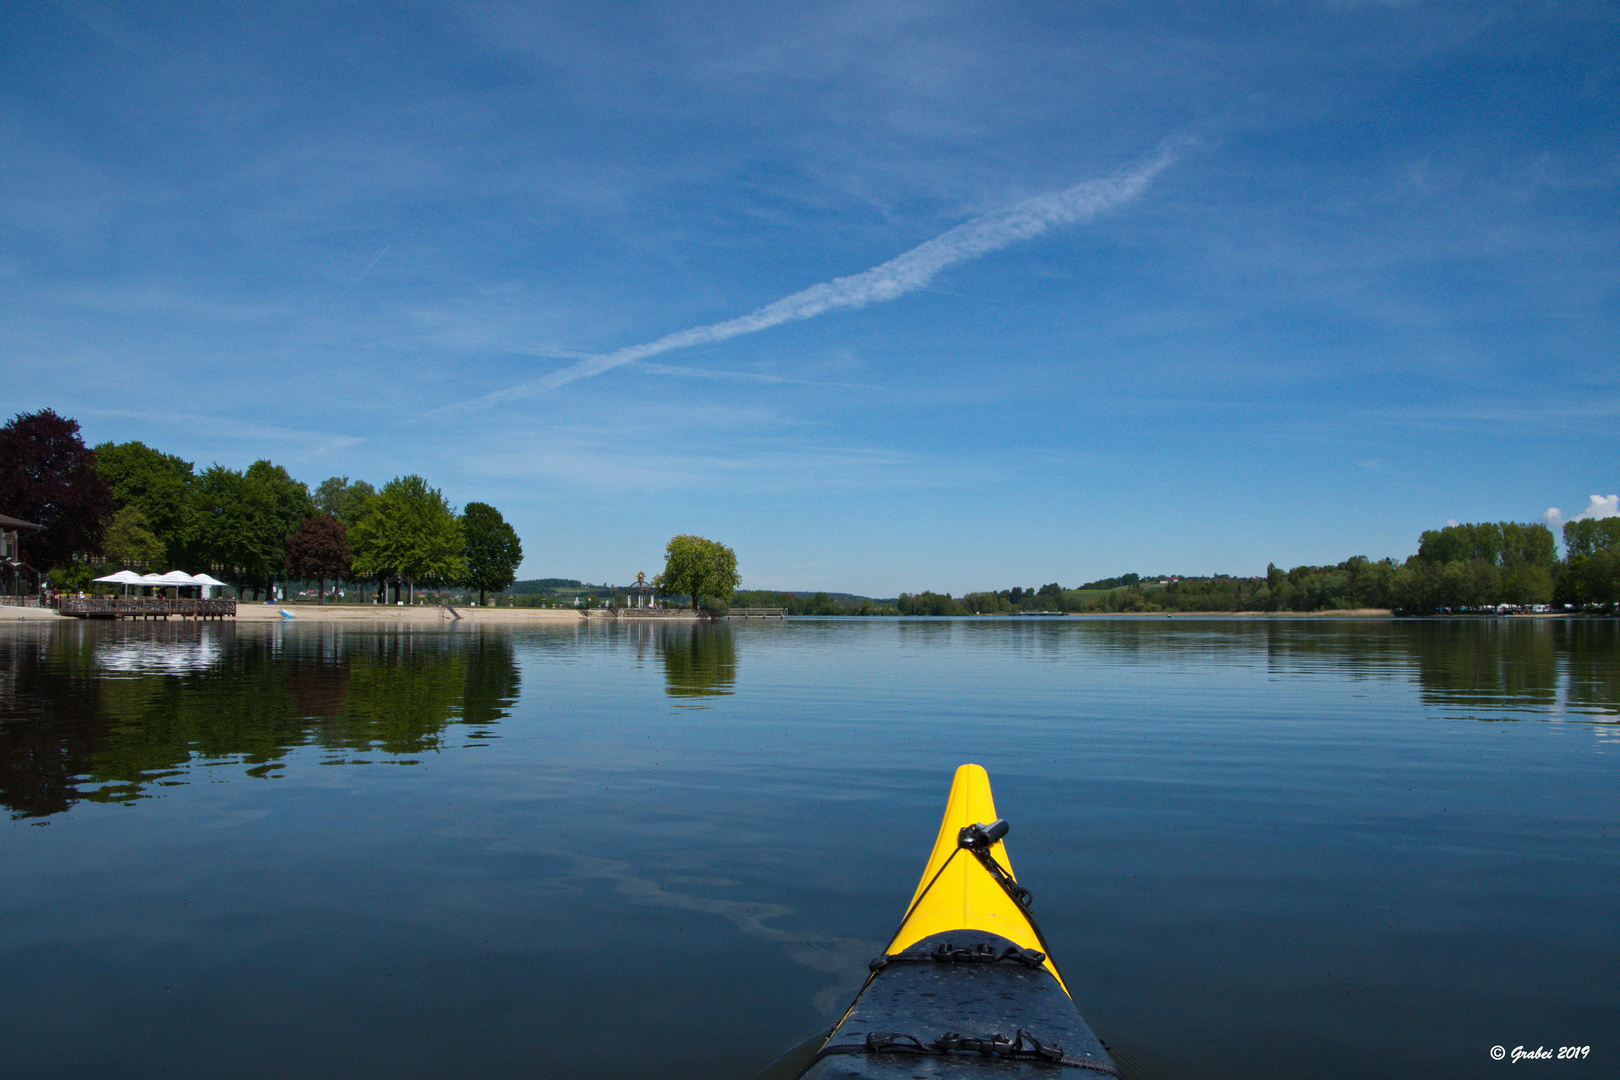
left=1562, top=518, right=1620, bottom=559
left=1405, top=520, right=1559, bottom=612
left=349, top=476, right=465, bottom=604
left=660, top=534, right=740, bottom=611
left=245, top=461, right=315, bottom=599
left=1559, top=519, right=1620, bottom=609
left=314, top=476, right=377, bottom=528
left=187, top=461, right=313, bottom=599
left=101, top=505, right=165, bottom=568
left=188, top=465, right=253, bottom=594
left=459, top=502, right=522, bottom=605
left=313, top=477, right=348, bottom=517
left=93, top=441, right=194, bottom=569
left=896, top=591, right=968, bottom=615
left=1502, top=522, right=1557, bottom=568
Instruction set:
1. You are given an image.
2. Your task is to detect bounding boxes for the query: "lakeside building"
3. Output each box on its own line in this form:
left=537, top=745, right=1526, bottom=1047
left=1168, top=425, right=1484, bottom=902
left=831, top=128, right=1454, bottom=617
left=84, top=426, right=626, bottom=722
left=0, top=513, right=43, bottom=597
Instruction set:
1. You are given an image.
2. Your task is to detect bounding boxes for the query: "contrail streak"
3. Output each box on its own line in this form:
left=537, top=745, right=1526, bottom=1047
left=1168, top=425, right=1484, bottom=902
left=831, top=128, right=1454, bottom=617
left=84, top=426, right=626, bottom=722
left=337, top=244, right=390, bottom=297
left=454, top=141, right=1186, bottom=410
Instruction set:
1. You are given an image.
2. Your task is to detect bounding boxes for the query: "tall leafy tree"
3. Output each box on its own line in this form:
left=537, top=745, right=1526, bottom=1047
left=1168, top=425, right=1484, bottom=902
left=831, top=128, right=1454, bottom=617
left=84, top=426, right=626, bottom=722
left=313, top=477, right=349, bottom=517
left=1562, top=518, right=1620, bottom=559
left=188, top=465, right=249, bottom=592
left=93, top=441, right=194, bottom=569
left=244, top=461, right=314, bottom=599
left=316, top=477, right=378, bottom=530
left=1560, top=518, right=1620, bottom=608
left=188, top=460, right=313, bottom=599
left=102, top=506, right=165, bottom=568
left=660, top=534, right=740, bottom=611
left=349, top=476, right=464, bottom=604
left=0, top=410, right=113, bottom=572
left=285, top=514, right=352, bottom=602
left=337, top=480, right=376, bottom=528
left=459, top=502, right=522, bottom=605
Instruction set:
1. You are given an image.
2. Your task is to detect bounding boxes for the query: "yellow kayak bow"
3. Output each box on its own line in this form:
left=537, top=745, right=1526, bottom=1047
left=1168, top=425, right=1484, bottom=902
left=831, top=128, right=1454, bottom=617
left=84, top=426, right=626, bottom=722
left=881, top=763, right=1068, bottom=993
left=796, top=765, right=1117, bottom=1078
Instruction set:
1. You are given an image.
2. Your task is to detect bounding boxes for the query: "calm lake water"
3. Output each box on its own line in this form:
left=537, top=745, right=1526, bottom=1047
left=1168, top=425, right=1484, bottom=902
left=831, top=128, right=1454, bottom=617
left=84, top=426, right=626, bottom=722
left=1, top=617, right=1614, bottom=1079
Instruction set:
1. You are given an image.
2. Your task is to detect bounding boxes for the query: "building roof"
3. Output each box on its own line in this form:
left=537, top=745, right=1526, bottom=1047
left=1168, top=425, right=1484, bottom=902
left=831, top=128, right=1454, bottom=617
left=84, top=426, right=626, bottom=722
left=0, top=513, right=43, bottom=531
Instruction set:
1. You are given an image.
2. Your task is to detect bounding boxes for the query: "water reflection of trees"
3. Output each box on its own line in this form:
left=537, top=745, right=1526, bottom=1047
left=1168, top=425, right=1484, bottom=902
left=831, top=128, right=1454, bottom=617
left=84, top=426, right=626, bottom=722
left=880, top=618, right=1615, bottom=720
left=656, top=623, right=737, bottom=699
left=0, top=623, right=519, bottom=818
left=1257, top=619, right=1615, bottom=719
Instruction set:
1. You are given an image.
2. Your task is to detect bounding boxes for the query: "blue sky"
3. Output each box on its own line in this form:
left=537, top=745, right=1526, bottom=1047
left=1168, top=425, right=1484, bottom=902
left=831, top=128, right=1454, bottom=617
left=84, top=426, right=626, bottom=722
left=6, top=1, right=1617, bottom=594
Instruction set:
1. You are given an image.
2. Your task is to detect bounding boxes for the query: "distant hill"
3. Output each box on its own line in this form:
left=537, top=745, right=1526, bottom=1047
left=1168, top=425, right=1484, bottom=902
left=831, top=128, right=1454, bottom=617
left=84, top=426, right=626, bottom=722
left=764, top=590, right=880, bottom=602
left=509, top=578, right=590, bottom=594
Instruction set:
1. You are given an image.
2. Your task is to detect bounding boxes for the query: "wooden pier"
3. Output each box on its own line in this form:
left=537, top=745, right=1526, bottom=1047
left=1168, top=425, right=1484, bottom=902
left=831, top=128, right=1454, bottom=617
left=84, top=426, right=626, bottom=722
left=55, top=597, right=237, bottom=620
left=725, top=607, right=787, bottom=619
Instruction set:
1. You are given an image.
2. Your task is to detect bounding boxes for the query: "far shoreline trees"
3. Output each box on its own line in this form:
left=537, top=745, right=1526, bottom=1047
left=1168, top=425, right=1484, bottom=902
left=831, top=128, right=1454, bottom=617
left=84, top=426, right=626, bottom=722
left=736, top=518, right=1617, bottom=617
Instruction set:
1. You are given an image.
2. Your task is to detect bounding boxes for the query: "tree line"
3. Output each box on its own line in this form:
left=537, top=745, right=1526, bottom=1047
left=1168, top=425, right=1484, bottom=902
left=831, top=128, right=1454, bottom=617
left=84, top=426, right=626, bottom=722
left=731, top=590, right=900, bottom=616
left=1, top=410, right=522, bottom=603
left=738, top=519, right=1618, bottom=617
left=882, top=520, right=1616, bottom=616
left=7, top=410, right=1614, bottom=616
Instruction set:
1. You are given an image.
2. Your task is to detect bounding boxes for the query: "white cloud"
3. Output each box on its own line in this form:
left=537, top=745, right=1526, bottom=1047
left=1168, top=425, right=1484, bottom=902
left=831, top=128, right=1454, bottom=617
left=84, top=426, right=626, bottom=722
left=444, top=139, right=1188, bottom=412
left=1542, top=494, right=1618, bottom=529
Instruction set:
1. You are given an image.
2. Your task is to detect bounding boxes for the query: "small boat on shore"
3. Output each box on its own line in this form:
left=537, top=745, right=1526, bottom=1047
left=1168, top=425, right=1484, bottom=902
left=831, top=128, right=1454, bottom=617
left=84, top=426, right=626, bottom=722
left=793, top=764, right=1119, bottom=1077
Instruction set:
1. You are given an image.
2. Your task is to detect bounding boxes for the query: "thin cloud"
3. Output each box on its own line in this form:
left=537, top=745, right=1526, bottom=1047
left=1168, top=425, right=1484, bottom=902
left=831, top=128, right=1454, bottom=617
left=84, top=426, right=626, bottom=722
left=78, top=408, right=363, bottom=461
left=636, top=360, right=876, bottom=390
left=445, top=140, right=1189, bottom=412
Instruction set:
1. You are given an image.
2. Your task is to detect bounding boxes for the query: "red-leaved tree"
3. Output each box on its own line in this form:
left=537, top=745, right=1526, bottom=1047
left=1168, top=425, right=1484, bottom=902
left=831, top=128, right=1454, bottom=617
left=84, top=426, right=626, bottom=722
left=0, top=410, right=114, bottom=572
left=285, top=514, right=352, bottom=602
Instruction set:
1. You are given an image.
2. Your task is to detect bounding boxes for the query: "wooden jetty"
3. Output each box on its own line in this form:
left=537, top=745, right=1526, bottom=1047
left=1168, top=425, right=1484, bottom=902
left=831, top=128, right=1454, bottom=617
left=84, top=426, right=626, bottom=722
left=725, top=607, right=786, bottom=619
left=55, top=597, right=237, bottom=621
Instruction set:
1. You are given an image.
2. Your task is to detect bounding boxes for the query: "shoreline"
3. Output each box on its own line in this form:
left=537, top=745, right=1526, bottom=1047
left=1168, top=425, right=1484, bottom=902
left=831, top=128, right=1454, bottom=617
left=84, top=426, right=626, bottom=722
left=8, top=605, right=1608, bottom=625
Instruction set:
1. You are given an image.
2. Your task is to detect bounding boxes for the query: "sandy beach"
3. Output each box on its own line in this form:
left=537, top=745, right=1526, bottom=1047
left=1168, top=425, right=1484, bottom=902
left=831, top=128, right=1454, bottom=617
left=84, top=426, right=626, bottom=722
left=0, top=602, right=697, bottom=625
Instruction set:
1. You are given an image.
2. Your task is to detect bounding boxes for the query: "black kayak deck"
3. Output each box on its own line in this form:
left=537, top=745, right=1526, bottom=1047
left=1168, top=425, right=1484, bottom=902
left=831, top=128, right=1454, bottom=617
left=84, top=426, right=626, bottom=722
left=798, top=931, right=1117, bottom=1078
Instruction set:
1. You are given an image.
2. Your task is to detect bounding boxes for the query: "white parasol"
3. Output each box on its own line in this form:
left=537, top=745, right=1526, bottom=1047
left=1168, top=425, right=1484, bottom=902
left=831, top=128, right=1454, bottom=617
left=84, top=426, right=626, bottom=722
left=92, top=569, right=147, bottom=596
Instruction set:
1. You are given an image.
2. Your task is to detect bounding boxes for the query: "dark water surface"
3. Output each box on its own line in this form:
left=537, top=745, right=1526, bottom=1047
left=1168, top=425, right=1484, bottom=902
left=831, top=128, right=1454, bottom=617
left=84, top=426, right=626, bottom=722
left=1, top=617, right=1614, bottom=1079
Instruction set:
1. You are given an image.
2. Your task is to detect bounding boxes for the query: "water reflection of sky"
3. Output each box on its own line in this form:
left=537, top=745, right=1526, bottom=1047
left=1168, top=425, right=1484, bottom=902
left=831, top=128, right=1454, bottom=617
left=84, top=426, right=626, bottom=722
left=94, top=632, right=226, bottom=675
